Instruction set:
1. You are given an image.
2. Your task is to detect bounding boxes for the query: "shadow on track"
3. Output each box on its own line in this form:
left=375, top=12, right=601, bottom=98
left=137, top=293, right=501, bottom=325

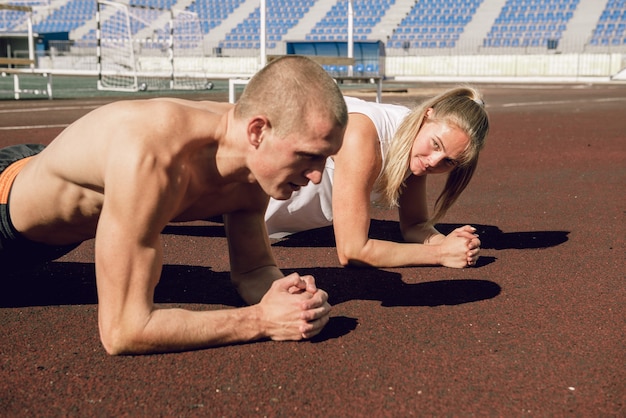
left=2, top=263, right=501, bottom=344
left=1, top=264, right=500, bottom=309
left=272, top=220, right=570, bottom=251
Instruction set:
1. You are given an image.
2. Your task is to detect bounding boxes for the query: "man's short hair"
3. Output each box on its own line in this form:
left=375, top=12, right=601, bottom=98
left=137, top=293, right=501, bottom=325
left=235, top=55, right=348, bottom=137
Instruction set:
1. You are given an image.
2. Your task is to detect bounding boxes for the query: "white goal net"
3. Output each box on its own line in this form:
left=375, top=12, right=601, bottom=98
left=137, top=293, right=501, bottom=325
left=170, top=9, right=206, bottom=90
left=97, top=0, right=208, bottom=92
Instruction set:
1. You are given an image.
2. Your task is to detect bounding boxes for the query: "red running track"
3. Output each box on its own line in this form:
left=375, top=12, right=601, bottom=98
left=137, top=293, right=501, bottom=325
left=0, top=82, right=624, bottom=416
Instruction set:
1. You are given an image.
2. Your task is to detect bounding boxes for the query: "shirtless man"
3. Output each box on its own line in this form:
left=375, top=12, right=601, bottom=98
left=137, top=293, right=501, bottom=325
left=0, top=56, right=348, bottom=355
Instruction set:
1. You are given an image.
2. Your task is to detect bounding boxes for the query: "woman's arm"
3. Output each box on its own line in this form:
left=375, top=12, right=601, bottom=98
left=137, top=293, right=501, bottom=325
left=332, top=114, right=479, bottom=268
left=398, top=175, right=480, bottom=268
left=331, top=114, right=440, bottom=267
left=397, top=174, right=443, bottom=243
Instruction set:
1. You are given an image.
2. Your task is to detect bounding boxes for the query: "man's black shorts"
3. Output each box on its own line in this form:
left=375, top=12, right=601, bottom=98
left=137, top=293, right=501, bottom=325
left=0, top=144, right=79, bottom=270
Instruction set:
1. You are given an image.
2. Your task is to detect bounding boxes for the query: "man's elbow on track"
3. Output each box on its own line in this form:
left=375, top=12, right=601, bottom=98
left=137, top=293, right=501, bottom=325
left=99, top=324, right=145, bottom=356
left=100, top=336, right=126, bottom=356
left=100, top=333, right=132, bottom=356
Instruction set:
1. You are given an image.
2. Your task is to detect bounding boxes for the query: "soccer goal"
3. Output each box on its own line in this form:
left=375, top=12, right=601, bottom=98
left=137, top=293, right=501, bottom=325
left=96, top=0, right=208, bottom=92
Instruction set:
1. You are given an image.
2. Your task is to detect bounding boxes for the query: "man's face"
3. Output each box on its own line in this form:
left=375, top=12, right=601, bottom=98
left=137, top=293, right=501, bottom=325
left=250, top=112, right=344, bottom=200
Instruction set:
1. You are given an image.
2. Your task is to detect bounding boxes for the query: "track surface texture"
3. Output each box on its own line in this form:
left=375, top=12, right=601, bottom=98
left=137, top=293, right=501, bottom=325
left=1, top=82, right=624, bottom=417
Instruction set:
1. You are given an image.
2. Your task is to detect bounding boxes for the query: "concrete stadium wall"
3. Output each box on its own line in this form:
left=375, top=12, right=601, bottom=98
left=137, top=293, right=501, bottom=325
left=386, top=53, right=625, bottom=80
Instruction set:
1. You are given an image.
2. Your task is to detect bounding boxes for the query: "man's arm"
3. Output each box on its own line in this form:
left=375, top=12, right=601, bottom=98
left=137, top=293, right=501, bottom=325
left=223, top=204, right=284, bottom=304
left=94, top=156, right=328, bottom=355
left=223, top=200, right=331, bottom=338
left=223, top=205, right=325, bottom=303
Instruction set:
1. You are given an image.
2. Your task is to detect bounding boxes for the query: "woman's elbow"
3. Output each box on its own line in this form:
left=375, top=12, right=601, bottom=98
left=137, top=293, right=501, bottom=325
left=337, top=251, right=351, bottom=267
left=336, top=246, right=373, bottom=268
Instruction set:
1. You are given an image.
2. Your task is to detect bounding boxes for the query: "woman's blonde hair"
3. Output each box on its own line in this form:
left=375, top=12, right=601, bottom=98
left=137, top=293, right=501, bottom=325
left=374, top=86, right=489, bottom=225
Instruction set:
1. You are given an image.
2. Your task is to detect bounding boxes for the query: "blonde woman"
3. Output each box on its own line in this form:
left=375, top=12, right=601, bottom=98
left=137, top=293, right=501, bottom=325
left=265, top=86, right=489, bottom=268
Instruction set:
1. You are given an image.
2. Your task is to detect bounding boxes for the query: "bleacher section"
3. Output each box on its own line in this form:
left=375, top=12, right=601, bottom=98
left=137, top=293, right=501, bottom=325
left=3, top=0, right=626, bottom=54
left=188, top=0, right=247, bottom=35
left=220, top=0, right=314, bottom=50
left=483, top=0, right=579, bottom=48
left=306, top=0, right=394, bottom=42
left=0, top=7, right=28, bottom=32
left=33, top=0, right=96, bottom=34
left=388, top=0, right=482, bottom=49
left=589, top=0, right=626, bottom=47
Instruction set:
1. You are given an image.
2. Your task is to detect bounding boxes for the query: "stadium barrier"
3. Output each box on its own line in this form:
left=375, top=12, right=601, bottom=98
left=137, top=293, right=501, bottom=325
left=227, top=55, right=383, bottom=104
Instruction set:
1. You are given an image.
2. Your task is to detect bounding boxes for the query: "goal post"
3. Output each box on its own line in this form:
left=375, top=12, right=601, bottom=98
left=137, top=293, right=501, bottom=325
left=96, top=0, right=138, bottom=91
left=96, top=0, right=208, bottom=92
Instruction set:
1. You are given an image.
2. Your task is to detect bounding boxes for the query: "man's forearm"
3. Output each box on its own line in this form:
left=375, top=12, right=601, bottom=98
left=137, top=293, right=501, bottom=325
left=103, top=305, right=265, bottom=355
left=102, top=272, right=330, bottom=355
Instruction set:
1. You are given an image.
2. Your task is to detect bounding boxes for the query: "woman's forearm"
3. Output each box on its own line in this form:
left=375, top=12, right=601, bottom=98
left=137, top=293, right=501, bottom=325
left=338, top=238, right=442, bottom=268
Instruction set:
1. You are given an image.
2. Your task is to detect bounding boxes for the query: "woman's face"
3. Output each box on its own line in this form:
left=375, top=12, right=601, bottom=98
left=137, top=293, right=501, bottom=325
left=409, top=110, right=470, bottom=176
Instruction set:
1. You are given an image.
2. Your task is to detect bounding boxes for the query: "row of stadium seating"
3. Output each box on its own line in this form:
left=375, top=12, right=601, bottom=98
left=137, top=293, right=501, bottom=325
left=2, top=0, right=625, bottom=50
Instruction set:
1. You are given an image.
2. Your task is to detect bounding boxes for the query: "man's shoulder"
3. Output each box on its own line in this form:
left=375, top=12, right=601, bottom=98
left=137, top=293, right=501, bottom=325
left=149, top=97, right=233, bottom=114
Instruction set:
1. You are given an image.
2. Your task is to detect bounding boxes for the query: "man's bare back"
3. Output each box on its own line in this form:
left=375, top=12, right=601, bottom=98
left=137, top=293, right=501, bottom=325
left=9, top=99, right=263, bottom=245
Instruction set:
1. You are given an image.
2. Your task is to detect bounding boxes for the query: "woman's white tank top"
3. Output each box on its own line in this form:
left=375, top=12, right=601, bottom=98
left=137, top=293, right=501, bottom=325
left=265, top=96, right=410, bottom=237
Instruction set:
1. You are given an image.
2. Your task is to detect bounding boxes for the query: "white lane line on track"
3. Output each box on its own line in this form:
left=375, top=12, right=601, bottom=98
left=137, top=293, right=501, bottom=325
left=0, top=105, right=98, bottom=114
left=0, top=104, right=97, bottom=130
left=501, top=96, right=626, bottom=108
left=0, top=124, right=69, bottom=130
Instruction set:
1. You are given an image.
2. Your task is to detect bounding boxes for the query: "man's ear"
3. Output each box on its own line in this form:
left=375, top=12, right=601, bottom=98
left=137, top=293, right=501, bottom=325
left=247, top=116, right=270, bottom=148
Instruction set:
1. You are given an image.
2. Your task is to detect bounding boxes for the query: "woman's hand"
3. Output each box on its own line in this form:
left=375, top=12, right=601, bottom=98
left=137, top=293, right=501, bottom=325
left=435, top=225, right=481, bottom=268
